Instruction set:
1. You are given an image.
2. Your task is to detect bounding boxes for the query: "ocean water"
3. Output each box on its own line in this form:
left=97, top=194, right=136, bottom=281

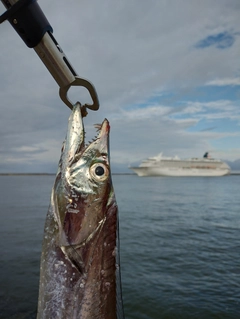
left=0, top=174, right=239, bottom=319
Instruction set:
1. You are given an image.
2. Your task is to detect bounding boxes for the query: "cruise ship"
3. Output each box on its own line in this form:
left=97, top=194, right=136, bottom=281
left=129, top=152, right=230, bottom=177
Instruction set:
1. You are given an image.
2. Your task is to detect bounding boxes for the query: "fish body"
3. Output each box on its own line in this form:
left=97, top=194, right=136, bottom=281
left=37, top=103, right=124, bottom=318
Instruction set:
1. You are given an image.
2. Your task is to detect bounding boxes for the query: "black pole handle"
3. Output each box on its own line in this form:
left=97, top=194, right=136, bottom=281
left=0, top=0, right=52, bottom=48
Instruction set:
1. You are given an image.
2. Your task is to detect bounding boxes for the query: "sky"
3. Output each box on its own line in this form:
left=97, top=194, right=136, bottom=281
left=0, top=0, right=240, bottom=173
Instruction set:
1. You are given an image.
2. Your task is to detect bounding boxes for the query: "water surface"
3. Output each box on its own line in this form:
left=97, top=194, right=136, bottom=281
left=0, top=175, right=239, bottom=318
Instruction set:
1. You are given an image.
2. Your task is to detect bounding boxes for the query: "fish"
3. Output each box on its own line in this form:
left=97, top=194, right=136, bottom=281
left=37, top=103, right=124, bottom=319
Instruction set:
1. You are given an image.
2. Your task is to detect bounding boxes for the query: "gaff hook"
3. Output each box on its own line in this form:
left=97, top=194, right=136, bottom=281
left=59, top=77, right=100, bottom=114
left=33, top=30, right=100, bottom=114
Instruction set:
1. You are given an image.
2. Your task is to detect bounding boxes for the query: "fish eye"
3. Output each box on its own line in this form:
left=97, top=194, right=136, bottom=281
left=95, top=166, right=105, bottom=176
left=90, top=163, right=109, bottom=182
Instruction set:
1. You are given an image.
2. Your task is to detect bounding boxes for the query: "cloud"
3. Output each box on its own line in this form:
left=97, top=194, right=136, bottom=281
left=206, top=78, right=240, bottom=86
left=171, top=100, right=240, bottom=121
left=0, top=0, right=240, bottom=173
left=200, top=127, right=217, bottom=132
left=116, top=105, right=172, bottom=121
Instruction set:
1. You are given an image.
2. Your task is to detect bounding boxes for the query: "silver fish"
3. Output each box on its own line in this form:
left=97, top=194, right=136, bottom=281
left=37, top=103, right=124, bottom=319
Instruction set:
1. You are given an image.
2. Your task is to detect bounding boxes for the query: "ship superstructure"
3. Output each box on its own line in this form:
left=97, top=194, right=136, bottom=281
left=130, top=152, right=230, bottom=177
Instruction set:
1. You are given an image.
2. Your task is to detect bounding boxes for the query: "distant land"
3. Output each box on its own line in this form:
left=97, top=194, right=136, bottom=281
left=0, top=172, right=134, bottom=176
left=0, top=173, right=55, bottom=176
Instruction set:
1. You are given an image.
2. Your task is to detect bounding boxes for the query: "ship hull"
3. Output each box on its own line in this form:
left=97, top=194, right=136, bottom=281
left=130, top=167, right=230, bottom=177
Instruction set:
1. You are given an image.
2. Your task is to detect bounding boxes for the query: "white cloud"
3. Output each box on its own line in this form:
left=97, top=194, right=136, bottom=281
left=116, top=105, right=172, bottom=121
left=171, top=100, right=240, bottom=122
left=206, top=78, right=240, bottom=86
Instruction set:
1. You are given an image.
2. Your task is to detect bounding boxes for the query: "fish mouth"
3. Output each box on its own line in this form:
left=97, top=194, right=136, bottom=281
left=61, top=102, right=110, bottom=170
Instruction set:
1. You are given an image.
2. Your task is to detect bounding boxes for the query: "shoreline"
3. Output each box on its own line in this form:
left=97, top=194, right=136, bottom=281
left=0, top=173, right=135, bottom=176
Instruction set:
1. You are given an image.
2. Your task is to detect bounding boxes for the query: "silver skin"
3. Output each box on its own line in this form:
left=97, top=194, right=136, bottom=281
left=37, top=103, right=124, bottom=318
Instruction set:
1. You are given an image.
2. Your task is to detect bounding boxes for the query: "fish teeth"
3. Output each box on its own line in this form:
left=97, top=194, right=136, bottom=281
left=82, top=127, right=101, bottom=151
left=94, top=123, right=102, bottom=131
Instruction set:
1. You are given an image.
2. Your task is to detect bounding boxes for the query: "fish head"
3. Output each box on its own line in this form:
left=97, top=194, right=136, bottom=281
left=54, top=103, right=115, bottom=248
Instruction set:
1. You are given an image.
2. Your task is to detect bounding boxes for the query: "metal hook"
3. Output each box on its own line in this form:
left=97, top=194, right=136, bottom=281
left=59, top=76, right=100, bottom=113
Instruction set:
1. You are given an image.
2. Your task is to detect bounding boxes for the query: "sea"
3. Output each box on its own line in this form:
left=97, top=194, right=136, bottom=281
left=0, top=174, right=239, bottom=319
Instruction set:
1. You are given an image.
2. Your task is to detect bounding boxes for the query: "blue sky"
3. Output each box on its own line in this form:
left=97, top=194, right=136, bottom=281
left=195, top=31, right=237, bottom=49
left=0, top=0, right=240, bottom=173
